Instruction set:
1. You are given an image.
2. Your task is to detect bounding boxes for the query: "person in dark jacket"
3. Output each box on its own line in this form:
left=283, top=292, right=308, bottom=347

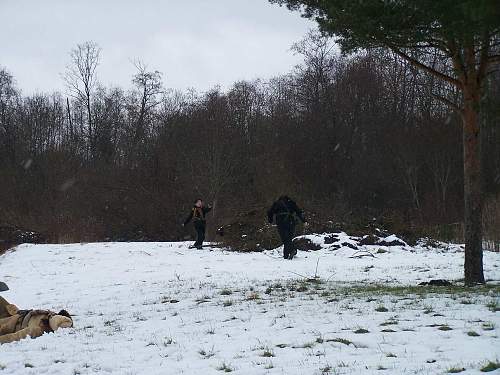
left=267, top=195, right=306, bottom=259
left=183, top=199, right=212, bottom=249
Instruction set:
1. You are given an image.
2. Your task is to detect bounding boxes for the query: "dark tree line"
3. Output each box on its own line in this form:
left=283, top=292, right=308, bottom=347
left=0, top=35, right=499, bottom=247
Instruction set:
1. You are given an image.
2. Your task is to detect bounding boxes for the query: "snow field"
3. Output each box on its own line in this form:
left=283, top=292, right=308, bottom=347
left=0, top=237, right=499, bottom=374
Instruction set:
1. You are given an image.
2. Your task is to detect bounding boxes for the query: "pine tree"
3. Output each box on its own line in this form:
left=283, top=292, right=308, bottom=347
left=270, top=0, right=500, bottom=284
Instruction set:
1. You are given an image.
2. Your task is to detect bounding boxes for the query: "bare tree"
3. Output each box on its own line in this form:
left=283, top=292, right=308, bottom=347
left=63, top=41, right=101, bottom=159
left=130, top=60, right=164, bottom=158
left=0, top=68, right=18, bottom=164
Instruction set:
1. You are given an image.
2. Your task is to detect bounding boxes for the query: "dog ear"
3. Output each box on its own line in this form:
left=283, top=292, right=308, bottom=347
left=40, top=318, right=52, bottom=333
left=57, top=309, right=71, bottom=319
left=5, top=304, right=19, bottom=316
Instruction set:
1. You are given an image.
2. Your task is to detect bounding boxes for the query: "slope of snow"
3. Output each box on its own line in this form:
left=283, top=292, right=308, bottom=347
left=1, top=237, right=499, bottom=374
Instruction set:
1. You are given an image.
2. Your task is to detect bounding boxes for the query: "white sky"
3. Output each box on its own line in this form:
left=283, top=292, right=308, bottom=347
left=1, top=0, right=315, bottom=95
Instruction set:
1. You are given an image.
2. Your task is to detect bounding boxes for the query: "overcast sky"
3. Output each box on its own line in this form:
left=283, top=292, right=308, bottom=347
left=1, top=0, right=315, bottom=95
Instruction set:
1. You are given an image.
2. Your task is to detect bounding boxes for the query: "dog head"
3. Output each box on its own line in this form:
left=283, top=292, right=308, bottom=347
left=48, top=310, right=73, bottom=331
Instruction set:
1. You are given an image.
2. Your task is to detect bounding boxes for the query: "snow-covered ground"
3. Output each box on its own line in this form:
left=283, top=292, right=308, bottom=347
left=1, top=234, right=499, bottom=374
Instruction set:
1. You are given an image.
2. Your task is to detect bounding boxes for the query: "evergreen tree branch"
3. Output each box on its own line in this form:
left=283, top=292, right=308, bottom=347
left=389, top=47, right=463, bottom=89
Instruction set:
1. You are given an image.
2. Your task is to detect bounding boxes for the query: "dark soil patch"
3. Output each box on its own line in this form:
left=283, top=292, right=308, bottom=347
left=293, top=237, right=322, bottom=251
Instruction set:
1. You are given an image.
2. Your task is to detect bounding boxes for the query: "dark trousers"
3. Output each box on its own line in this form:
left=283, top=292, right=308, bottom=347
left=194, top=220, right=206, bottom=248
left=277, top=222, right=296, bottom=259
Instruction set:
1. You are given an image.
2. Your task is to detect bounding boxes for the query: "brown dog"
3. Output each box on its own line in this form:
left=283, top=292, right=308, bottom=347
left=0, top=296, right=73, bottom=344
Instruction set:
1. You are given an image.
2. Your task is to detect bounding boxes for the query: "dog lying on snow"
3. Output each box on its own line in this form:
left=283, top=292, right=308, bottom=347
left=0, top=296, right=73, bottom=344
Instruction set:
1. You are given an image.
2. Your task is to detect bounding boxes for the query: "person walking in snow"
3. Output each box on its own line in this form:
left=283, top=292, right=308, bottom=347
left=183, top=199, right=212, bottom=249
left=267, top=195, right=306, bottom=260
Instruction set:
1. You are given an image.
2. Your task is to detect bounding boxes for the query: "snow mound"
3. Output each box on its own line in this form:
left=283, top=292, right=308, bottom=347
left=292, top=231, right=409, bottom=253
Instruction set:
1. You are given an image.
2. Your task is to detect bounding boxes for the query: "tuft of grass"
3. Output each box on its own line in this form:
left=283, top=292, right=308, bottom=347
left=375, top=305, right=389, bottom=312
left=326, top=337, right=352, bottom=346
left=198, top=347, right=216, bottom=359
left=467, top=330, right=480, bottom=337
left=305, top=277, right=323, bottom=285
left=380, top=319, right=398, bottom=326
left=300, top=341, right=316, bottom=349
left=486, top=300, right=499, bottom=312
left=438, top=325, right=453, bottom=331
left=447, top=367, right=465, bottom=373
left=132, top=312, right=147, bottom=322
left=246, top=292, right=260, bottom=300
left=423, top=306, right=434, bottom=314
left=320, top=364, right=334, bottom=374
left=160, top=296, right=171, bottom=304
left=482, top=322, right=495, bottom=331
left=195, top=295, right=212, bottom=304
left=223, top=299, right=233, bottom=307
left=480, top=361, right=500, bottom=372
left=261, top=348, right=275, bottom=358
left=297, top=284, right=308, bottom=292
left=264, top=361, right=274, bottom=369
left=354, top=328, right=369, bottom=334
left=216, top=362, right=234, bottom=372
left=163, top=337, right=174, bottom=345
left=381, top=328, right=396, bottom=333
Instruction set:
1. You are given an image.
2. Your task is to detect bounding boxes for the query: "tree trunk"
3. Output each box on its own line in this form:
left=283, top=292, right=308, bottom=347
left=87, top=96, right=93, bottom=161
left=462, top=84, right=484, bottom=284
